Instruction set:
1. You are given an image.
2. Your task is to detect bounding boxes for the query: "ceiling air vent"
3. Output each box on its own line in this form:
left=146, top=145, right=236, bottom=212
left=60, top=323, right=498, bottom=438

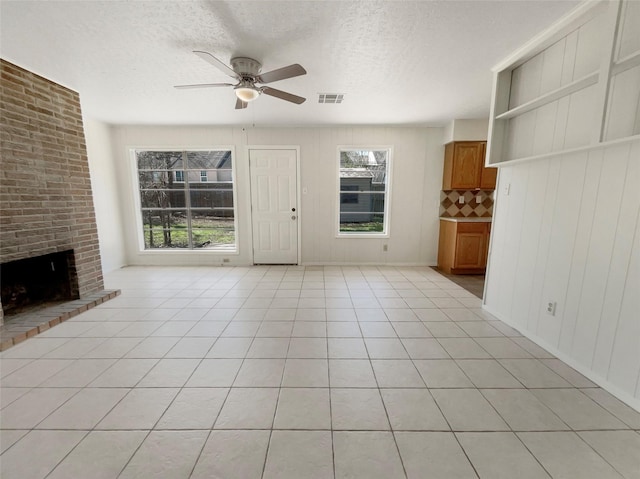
left=318, top=93, right=344, bottom=104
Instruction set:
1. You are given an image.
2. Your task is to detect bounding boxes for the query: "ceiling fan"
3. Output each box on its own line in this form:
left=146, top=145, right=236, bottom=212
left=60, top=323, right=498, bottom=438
left=175, top=51, right=307, bottom=109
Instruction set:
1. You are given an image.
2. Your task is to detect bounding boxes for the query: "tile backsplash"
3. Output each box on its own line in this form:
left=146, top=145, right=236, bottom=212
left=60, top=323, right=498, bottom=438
left=440, top=190, right=494, bottom=217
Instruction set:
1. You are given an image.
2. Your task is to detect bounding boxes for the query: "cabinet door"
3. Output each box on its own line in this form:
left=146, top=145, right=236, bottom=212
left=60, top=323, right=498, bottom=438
left=451, top=142, right=483, bottom=189
left=453, top=223, right=486, bottom=269
left=479, top=143, right=497, bottom=190
left=454, top=233, right=485, bottom=268
left=438, top=220, right=457, bottom=273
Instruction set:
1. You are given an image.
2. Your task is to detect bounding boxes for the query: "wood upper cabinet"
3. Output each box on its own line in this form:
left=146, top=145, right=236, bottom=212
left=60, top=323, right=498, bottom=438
left=479, top=143, right=497, bottom=190
left=443, top=141, right=496, bottom=190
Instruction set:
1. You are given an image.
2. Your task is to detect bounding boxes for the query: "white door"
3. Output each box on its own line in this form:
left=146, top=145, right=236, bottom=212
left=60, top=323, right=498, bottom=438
left=249, top=149, right=298, bottom=264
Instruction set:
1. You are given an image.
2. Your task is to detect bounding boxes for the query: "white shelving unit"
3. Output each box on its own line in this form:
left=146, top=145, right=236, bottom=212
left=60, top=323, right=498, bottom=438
left=487, top=0, right=640, bottom=166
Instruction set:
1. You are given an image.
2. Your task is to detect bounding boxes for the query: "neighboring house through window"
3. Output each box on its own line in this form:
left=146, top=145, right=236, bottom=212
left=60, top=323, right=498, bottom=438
left=340, top=185, right=359, bottom=204
left=135, top=149, right=236, bottom=251
left=338, top=148, right=391, bottom=236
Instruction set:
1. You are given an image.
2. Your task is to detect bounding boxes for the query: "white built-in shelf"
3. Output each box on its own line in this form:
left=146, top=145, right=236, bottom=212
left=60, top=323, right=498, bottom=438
left=489, top=134, right=640, bottom=167
left=487, top=0, right=640, bottom=167
left=611, top=49, right=640, bottom=76
left=495, top=72, right=599, bottom=121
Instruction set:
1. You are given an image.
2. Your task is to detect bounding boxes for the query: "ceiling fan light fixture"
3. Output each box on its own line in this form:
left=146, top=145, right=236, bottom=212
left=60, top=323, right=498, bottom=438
left=181, top=51, right=307, bottom=108
left=234, top=83, right=260, bottom=102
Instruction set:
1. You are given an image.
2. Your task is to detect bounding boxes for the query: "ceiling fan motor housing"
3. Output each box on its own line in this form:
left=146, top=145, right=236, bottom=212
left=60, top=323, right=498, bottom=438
left=230, top=57, right=262, bottom=77
left=176, top=51, right=306, bottom=107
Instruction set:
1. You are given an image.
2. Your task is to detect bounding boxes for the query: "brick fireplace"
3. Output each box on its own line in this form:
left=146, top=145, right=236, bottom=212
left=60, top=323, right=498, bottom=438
left=1, top=250, right=79, bottom=316
left=0, top=59, right=105, bottom=323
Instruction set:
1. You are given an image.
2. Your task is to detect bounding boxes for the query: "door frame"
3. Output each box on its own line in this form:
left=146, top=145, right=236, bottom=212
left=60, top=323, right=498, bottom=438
left=246, top=146, right=302, bottom=265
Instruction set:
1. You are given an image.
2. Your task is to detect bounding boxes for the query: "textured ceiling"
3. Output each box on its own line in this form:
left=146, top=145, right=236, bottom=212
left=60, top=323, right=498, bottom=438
left=0, top=0, right=580, bottom=126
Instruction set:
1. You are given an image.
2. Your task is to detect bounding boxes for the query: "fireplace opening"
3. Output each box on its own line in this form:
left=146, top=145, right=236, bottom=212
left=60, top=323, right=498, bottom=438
left=1, top=250, right=79, bottom=317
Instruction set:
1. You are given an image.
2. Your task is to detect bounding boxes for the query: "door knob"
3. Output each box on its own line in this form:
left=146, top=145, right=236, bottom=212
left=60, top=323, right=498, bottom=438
left=291, top=215, right=297, bottom=220
left=291, top=207, right=296, bottom=212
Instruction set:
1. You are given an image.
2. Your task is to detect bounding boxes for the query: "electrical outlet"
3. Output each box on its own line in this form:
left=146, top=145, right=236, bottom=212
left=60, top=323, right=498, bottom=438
left=505, top=183, right=511, bottom=196
left=458, top=196, right=465, bottom=204
left=476, top=195, right=482, bottom=204
left=546, top=301, right=557, bottom=316
left=383, top=244, right=388, bottom=252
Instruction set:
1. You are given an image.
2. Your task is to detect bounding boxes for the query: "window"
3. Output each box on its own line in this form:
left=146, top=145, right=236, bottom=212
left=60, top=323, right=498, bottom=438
left=340, top=185, right=359, bottom=204
left=135, top=150, right=236, bottom=250
left=338, top=148, right=391, bottom=236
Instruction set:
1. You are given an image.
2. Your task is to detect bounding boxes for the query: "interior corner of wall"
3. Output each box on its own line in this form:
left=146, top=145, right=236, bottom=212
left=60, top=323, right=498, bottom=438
left=443, top=121, right=455, bottom=144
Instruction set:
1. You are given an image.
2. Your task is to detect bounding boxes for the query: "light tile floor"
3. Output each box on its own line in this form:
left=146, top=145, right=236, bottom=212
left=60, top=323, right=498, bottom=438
left=1, top=265, right=639, bottom=479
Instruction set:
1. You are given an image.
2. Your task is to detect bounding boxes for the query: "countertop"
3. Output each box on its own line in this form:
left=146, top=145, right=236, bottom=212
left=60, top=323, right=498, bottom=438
left=439, top=217, right=492, bottom=223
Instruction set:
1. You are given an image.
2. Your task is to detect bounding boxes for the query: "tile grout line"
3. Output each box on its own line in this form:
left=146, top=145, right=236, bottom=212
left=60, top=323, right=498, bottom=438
left=41, top=429, right=93, bottom=479
left=110, top=282, right=252, bottom=478
left=405, top=269, right=483, bottom=479
left=356, top=297, right=409, bottom=479
left=118, top=267, right=262, bottom=478
left=188, top=279, right=265, bottom=479
left=572, top=429, right=639, bottom=478
left=2, top=265, right=638, bottom=478
left=260, top=305, right=293, bottom=479
left=325, top=281, right=337, bottom=479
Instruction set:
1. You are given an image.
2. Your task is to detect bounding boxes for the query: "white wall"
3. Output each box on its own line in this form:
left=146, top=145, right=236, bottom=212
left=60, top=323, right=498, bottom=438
left=84, top=117, right=126, bottom=273
left=484, top=0, right=640, bottom=410
left=109, top=125, right=444, bottom=267
left=485, top=139, right=640, bottom=408
left=443, top=119, right=489, bottom=144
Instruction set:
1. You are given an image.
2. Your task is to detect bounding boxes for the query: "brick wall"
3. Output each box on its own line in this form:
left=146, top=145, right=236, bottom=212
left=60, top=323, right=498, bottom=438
left=0, top=59, right=104, bottom=303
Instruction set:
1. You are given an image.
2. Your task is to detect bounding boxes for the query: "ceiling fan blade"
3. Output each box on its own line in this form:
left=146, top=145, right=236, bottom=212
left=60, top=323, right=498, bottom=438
left=235, top=98, right=248, bottom=109
left=257, top=64, right=306, bottom=84
left=193, top=50, right=239, bottom=79
left=261, top=87, right=306, bottom=104
left=174, top=83, right=234, bottom=89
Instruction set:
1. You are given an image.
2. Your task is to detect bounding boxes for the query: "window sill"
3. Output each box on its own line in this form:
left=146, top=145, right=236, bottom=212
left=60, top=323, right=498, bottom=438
left=336, top=233, right=389, bottom=239
left=138, top=248, right=239, bottom=255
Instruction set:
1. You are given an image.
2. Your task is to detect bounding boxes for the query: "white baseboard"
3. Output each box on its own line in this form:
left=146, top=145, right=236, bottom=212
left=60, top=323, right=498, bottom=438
left=483, top=304, right=640, bottom=413
left=302, top=262, right=435, bottom=267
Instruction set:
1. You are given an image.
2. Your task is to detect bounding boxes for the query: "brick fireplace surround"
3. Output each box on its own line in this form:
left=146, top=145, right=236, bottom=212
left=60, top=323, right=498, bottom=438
left=0, top=59, right=118, bottom=347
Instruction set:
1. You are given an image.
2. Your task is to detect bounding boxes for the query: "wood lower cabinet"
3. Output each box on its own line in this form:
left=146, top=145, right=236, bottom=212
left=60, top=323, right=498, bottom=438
left=438, top=220, right=491, bottom=274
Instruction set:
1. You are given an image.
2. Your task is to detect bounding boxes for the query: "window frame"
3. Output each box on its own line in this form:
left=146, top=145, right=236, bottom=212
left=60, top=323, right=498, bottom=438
left=131, top=147, right=239, bottom=254
left=336, top=146, right=393, bottom=238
